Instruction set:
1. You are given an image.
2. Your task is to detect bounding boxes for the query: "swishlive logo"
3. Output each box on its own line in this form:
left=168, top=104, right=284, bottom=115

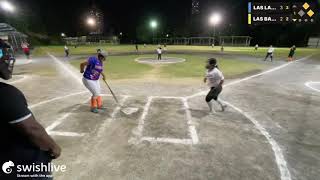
left=2, top=160, right=67, bottom=178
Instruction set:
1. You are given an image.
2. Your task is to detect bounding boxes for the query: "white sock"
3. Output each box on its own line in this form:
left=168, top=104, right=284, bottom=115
left=207, top=101, right=216, bottom=113
left=216, top=100, right=224, bottom=108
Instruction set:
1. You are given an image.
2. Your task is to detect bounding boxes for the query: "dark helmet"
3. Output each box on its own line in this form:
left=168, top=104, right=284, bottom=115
left=208, top=58, right=217, bottom=66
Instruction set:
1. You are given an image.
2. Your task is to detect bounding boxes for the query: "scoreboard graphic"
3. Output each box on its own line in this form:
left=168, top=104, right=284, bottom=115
left=248, top=1, right=317, bottom=25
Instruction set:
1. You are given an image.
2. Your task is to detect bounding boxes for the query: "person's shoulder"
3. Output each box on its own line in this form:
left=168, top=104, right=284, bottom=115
left=208, top=69, right=215, bottom=74
left=0, top=82, right=23, bottom=97
left=214, top=68, right=223, bottom=74
left=88, top=56, right=97, bottom=61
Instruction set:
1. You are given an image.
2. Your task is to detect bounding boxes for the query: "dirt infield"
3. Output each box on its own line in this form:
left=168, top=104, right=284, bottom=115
left=5, top=53, right=320, bottom=180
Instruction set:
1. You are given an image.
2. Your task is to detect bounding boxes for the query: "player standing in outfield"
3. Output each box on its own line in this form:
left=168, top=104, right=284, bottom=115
left=255, top=44, right=259, bottom=51
left=264, top=45, right=274, bottom=62
left=288, top=45, right=296, bottom=62
left=64, top=45, right=69, bottom=57
left=157, top=47, right=162, bottom=60
left=135, top=43, right=139, bottom=53
left=80, top=53, right=106, bottom=113
left=21, top=42, right=30, bottom=59
left=204, top=58, right=227, bottom=114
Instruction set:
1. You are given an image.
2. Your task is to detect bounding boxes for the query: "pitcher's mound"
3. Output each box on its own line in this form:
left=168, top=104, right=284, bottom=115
left=135, top=57, right=186, bottom=64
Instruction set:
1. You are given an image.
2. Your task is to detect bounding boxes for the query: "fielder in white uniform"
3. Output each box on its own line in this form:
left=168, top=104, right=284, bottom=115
left=157, top=47, right=162, bottom=60
left=264, top=45, right=275, bottom=62
left=204, top=58, right=227, bottom=113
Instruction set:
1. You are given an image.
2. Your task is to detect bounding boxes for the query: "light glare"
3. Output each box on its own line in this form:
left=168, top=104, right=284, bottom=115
left=150, top=21, right=157, bottom=29
left=209, top=13, right=221, bottom=25
left=0, top=1, right=15, bottom=12
left=87, top=17, right=96, bottom=26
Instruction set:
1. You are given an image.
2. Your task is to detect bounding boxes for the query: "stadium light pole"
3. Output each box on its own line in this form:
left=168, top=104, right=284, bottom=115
left=150, top=20, right=158, bottom=44
left=209, top=13, right=221, bottom=37
left=119, top=32, right=123, bottom=44
left=0, top=1, right=15, bottom=13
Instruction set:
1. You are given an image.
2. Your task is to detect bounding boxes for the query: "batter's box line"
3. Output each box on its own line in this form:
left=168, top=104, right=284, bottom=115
left=45, top=94, right=130, bottom=136
left=141, top=137, right=193, bottom=145
left=132, top=96, right=199, bottom=145
left=305, top=81, right=320, bottom=93
left=48, top=130, right=86, bottom=137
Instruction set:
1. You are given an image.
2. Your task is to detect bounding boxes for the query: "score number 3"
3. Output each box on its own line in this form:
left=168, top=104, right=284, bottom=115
left=280, top=5, right=290, bottom=10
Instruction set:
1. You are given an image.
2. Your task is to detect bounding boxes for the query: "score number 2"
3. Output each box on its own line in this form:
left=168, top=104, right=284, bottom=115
left=280, top=16, right=290, bottom=21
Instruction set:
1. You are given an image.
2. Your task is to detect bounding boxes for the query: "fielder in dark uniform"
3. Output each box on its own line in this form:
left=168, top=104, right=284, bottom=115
left=0, top=49, right=61, bottom=179
left=288, top=45, right=296, bottom=62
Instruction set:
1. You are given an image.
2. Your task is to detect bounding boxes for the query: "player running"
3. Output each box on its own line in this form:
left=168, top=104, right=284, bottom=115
left=264, top=45, right=274, bottom=62
left=80, top=53, right=107, bottom=113
left=204, top=58, right=227, bottom=114
left=288, top=45, right=296, bottom=62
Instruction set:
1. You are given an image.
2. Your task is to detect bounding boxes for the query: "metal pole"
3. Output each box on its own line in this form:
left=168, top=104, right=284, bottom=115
left=12, top=34, right=18, bottom=50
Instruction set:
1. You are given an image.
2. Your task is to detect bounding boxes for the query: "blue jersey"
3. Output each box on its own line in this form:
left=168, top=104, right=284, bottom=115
left=83, top=56, right=103, bottom=80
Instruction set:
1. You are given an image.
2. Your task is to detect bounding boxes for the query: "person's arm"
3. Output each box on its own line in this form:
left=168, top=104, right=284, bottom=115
left=219, top=72, right=225, bottom=86
left=219, top=79, right=224, bottom=86
left=4, top=86, right=61, bottom=159
left=203, top=77, right=207, bottom=83
left=12, top=116, right=61, bottom=159
left=80, top=61, right=88, bottom=73
left=0, top=60, right=12, bottom=80
left=204, top=73, right=208, bottom=83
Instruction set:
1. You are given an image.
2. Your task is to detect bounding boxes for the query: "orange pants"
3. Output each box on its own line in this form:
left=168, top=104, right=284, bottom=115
left=91, top=96, right=103, bottom=109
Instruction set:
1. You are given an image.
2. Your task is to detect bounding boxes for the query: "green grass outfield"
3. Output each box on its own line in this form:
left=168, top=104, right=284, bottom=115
left=70, top=54, right=267, bottom=80
left=34, top=45, right=319, bottom=60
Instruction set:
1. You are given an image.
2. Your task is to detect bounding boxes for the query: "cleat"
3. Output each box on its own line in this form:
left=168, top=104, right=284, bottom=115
left=209, top=111, right=217, bottom=115
left=91, top=108, right=99, bottom=113
left=98, top=106, right=106, bottom=110
left=221, top=105, right=227, bottom=112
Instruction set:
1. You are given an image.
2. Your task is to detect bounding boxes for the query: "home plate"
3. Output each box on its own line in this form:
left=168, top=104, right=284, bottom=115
left=122, top=107, right=139, bottom=115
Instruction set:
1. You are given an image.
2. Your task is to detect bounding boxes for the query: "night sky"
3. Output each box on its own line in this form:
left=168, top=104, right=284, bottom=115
left=1, top=0, right=319, bottom=46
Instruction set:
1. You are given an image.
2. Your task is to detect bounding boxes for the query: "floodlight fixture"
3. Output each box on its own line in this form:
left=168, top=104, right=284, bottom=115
left=209, top=13, right=222, bottom=26
left=0, top=1, right=15, bottom=12
left=150, top=20, right=158, bottom=29
left=87, top=17, right=96, bottom=26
